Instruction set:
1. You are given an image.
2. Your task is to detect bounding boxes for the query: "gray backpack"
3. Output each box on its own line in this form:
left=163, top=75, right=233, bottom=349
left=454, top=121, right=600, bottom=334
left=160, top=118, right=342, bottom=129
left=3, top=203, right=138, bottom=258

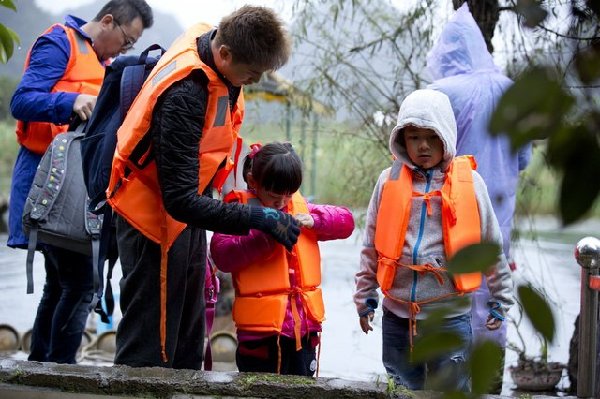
left=22, top=128, right=104, bottom=306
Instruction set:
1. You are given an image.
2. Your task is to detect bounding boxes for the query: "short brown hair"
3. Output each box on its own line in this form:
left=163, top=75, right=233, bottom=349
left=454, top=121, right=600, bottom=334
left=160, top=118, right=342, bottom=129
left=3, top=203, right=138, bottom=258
left=215, top=5, right=290, bottom=70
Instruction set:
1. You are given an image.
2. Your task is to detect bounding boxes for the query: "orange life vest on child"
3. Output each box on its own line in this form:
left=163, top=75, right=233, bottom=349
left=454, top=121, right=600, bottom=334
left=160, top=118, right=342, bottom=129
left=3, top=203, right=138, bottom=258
left=16, top=24, right=104, bottom=155
left=224, top=190, right=325, bottom=340
left=106, top=23, right=244, bottom=362
left=375, top=155, right=482, bottom=296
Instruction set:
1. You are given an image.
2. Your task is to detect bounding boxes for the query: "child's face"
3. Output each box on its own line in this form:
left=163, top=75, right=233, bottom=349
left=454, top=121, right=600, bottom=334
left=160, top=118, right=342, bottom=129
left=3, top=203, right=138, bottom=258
left=403, top=126, right=444, bottom=169
left=255, top=186, right=293, bottom=210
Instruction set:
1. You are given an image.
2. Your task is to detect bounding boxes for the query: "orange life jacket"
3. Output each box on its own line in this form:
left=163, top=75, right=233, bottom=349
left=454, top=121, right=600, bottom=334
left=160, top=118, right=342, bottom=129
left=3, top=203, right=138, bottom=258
left=107, top=22, right=245, bottom=249
left=106, top=23, right=244, bottom=362
left=225, top=190, right=324, bottom=348
left=375, top=155, right=482, bottom=296
left=15, top=24, right=104, bottom=155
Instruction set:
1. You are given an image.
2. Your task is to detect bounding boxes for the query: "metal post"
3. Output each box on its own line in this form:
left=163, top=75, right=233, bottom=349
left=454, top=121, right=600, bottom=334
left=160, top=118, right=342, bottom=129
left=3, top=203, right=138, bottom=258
left=575, top=236, right=600, bottom=398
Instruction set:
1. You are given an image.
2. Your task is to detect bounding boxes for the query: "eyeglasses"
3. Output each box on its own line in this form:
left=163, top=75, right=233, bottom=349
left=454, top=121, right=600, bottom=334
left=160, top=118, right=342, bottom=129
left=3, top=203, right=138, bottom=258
left=115, top=22, right=135, bottom=51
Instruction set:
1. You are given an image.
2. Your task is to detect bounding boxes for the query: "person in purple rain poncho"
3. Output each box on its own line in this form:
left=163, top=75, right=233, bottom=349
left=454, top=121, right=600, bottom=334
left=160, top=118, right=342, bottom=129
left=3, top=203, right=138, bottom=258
left=426, top=3, right=531, bottom=392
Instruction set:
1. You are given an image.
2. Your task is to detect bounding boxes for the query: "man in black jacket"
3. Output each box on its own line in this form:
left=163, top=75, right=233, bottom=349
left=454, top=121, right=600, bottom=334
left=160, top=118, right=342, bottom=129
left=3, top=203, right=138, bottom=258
left=112, top=6, right=298, bottom=369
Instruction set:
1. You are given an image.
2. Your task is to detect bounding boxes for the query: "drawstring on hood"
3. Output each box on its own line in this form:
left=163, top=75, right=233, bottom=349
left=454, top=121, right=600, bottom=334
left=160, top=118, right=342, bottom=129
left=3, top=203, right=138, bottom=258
left=389, top=89, right=457, bottom=171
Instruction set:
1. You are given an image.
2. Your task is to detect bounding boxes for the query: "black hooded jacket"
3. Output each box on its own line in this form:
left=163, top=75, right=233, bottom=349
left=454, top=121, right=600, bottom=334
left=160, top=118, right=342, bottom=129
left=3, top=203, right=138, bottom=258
left=148, top=30, right=252, bottom=235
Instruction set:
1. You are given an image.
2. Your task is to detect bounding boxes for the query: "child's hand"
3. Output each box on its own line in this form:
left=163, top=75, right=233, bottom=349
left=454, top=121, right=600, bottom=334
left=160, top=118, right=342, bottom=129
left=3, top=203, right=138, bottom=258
left=359, top=312, right=374, bottom=334
left=486, top=300, right=504, bottom=330
left=485, top=315, right=503, bottom=330
left=295, top=213, right=314, bottom=228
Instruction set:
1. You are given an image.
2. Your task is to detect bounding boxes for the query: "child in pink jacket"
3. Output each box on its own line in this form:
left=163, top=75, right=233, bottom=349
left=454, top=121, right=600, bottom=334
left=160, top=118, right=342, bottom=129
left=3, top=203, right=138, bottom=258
left=210, top=142, right=354, bottom=376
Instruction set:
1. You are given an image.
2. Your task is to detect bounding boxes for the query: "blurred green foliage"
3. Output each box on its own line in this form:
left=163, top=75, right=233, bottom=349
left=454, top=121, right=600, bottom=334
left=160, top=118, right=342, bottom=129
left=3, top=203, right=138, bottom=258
left=0, top=0, right=19, bottom=64
left=493, top=0, right=600, bottom=226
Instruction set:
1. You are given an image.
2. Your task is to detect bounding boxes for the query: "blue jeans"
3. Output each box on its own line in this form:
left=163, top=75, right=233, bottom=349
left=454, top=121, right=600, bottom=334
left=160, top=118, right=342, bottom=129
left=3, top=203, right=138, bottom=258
left=28, top=245, right=94, bottom=364
left=382, top=308, right=472, bottom=391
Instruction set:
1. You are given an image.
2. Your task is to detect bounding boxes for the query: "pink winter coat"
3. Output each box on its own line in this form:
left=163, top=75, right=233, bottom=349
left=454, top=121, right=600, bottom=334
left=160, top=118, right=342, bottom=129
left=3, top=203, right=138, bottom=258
left=210, top=200, right=354, bottom=341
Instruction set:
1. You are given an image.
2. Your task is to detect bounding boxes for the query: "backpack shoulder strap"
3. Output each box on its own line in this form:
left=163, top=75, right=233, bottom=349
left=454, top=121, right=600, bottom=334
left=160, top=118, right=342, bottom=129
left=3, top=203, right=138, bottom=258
left=120, top=63, right=148, bottom=119
left=120, top=44, right=166, bottom=119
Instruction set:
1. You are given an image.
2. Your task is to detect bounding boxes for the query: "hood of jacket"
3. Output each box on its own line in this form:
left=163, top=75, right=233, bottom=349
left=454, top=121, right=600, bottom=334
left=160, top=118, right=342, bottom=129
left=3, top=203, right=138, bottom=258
left=426, top=3, right=497, bottom=81
left=389, top=89, right=457, bottom=171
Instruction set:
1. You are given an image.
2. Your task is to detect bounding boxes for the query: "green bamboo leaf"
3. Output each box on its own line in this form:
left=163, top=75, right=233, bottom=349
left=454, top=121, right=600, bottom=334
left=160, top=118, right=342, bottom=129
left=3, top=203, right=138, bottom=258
left=0, top=24, right=15, bottom=63
left=412, top=331, right=464, bottom=363
left=0, top=0, right=17, bottom=12
left=560, top=165, right=600, bottom=226
left=518, top=284, right=555, bottom=343
left=447, top=242, right=500, bottom=274
left=470, top=341, right=503, bottom=394
left=555, top=129, right=600, bottom=225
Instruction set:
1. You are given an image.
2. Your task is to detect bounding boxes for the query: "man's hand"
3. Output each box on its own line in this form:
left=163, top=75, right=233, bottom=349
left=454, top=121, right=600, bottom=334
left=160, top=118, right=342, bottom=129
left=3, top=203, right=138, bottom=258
left=485, top=315, right=503, bottom=331
left=256, top=208, right=300, bottom=251
left=295, top=213, right=314, bottom=228
left=73, top=94, right=97, bottom=121
left=359, top=312, right=374, bottom=334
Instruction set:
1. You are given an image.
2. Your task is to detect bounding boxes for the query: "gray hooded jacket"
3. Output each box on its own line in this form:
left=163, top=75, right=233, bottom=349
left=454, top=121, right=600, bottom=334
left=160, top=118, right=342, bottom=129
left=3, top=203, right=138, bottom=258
left=353, top=89, right=514, bottom=320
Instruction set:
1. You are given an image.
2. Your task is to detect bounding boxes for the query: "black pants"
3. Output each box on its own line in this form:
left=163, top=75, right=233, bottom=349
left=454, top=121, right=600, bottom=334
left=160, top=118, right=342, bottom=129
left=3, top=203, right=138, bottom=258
left=28, top=245, right=94, bottom=364
left=114, top=214, right=206, bottom=369
left=236, top=333, right=319, bottom=376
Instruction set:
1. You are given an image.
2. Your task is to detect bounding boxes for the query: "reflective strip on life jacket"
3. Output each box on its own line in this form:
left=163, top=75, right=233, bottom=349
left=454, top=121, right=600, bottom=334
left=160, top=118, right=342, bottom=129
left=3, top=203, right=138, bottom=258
left=226, top=191, right=324, bottom=336
left=374, top=156, right=482, bottom=295
left=16, top=24, right=104, bottom=155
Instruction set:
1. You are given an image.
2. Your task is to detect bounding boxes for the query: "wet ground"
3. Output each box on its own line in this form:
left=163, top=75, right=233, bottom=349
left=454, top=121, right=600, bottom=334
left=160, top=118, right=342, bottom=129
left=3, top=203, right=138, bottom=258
left=0, top=215, right=598, bottom=397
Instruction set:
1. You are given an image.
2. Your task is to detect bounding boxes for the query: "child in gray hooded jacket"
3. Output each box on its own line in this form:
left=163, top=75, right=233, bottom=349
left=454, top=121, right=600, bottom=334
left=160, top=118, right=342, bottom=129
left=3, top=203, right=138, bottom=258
left=353, top=89, right=514, bottom=391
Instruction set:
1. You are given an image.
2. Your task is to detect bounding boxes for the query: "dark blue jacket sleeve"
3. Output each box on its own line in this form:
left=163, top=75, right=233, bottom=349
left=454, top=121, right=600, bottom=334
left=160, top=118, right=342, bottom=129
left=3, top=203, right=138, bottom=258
left=10, top=25, right=79, bottom=124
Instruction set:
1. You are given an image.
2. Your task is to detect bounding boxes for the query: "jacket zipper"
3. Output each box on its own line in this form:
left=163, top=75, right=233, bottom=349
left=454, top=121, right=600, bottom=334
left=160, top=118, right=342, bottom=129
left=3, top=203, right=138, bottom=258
left=410, top=169, right=432, bottom=302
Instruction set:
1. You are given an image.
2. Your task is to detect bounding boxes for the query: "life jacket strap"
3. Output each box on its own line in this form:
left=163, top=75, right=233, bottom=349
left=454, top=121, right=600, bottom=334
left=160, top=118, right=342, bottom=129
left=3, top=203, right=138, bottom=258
left=402, top=262, right=446, bottom=286
left=290, top=290, right=303, bottom=352
left=276, top=334, right=282, bottom=374
left=316, top=331, right=322, bottom=377
left=408, top=302, right=421, bottom=353
left=159, top=210, right=169, bottom=363
left=412, top=189, right=442, bottom=216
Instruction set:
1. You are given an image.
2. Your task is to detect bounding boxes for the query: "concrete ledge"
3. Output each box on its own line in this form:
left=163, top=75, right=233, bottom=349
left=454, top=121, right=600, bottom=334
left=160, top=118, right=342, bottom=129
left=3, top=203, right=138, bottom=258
left=0, top=358, right=403, bottom=398
left=0, top=357, right=573, bottom=398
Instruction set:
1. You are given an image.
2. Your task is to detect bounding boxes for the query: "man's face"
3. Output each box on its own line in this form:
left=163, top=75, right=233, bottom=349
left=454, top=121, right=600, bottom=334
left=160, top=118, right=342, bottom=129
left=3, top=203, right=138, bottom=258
left=217, top=45, right=266, bottom=86
left=94, top=15, right=144, bottom=61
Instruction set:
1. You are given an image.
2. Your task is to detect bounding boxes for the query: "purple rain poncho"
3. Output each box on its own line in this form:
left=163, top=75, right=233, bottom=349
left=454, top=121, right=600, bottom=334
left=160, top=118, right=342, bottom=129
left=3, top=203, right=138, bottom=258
left=426, top=3, right=531, bottom=258
left=427, top=4, right=531, bottom=354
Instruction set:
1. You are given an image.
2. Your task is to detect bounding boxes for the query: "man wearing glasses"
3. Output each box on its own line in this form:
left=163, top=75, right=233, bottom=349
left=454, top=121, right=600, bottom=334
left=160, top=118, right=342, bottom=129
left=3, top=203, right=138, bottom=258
left=115, top=21, right=136, bottom=51
left=8, top=0, right=153, bottom=364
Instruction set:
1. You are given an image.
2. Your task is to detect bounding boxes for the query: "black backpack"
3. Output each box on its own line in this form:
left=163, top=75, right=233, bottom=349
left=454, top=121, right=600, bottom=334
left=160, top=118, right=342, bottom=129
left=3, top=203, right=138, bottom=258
left=82, top=43, right=165, bottom=213
left=22, top=44, right=165, bottom=322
